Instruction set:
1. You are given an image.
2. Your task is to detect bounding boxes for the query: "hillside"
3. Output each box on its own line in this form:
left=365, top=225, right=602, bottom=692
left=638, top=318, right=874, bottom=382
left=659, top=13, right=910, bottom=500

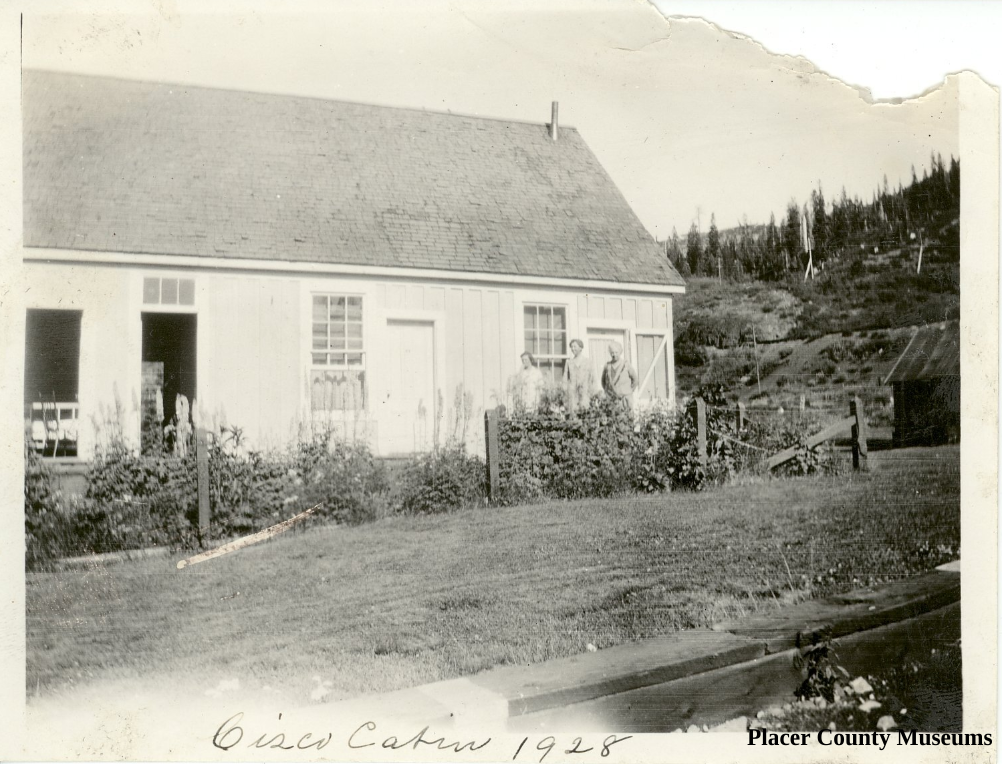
left=672, top=163, right=959, bottom=421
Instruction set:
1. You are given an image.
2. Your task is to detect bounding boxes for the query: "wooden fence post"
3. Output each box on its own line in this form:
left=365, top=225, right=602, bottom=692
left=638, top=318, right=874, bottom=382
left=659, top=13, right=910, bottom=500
left=196, top=427, right=210, bottom=536
left=695, top=397, right=707, bottom=471
left=484, top=408, right=500, bottom=502
left=736, top=401, right=746, bottom=432
left=850, top=397, right=868, bottom=472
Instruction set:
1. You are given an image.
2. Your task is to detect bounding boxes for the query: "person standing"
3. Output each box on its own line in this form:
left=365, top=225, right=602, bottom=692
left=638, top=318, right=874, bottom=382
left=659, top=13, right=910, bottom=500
left=563, top=339, right=593, bottom=412
left=601, top=341, right=638, bottom=407
left=514, top=351, right=545, bottom=412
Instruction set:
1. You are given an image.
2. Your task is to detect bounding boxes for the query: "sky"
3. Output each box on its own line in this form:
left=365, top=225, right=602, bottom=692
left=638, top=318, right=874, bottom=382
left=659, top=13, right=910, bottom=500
left=21, top=0, right=976, bottom=239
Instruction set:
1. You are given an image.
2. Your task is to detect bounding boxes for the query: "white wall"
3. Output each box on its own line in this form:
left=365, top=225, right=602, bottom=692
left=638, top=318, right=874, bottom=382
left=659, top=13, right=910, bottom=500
left=23, top=257, right=679, bottom=458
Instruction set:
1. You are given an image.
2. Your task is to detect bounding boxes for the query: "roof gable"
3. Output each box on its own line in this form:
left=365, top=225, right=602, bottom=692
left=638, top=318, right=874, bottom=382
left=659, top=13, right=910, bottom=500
left=23, top=71, right=684, bottom=288
left=883, top=321, right=960, bottom=384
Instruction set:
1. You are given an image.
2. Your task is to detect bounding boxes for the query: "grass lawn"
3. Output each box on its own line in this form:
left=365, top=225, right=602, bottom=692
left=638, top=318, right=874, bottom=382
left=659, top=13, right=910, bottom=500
left=27, top=446, right=959, bottom=705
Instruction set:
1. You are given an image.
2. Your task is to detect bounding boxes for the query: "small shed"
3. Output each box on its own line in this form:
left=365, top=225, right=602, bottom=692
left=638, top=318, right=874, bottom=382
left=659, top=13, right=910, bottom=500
left=883, top=321, right=960, bottom=447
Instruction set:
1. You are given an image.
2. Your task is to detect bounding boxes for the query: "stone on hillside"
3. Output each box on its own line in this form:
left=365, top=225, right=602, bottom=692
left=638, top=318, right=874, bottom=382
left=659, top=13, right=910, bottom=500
left=876, top=715, right=897, bottom=731
left=850, top=677, right=873, bottom=695
left=859, top=699, right=882, bottom=713
left=686, top=725, right=701, bottom=734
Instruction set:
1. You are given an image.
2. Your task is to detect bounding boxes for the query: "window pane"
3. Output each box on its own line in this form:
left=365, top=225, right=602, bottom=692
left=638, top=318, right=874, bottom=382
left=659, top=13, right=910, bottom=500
left=346, top=297, right=362, bottom=321
left=538, top=333, right=551, bottom=356
left=330, top=297, right=346, bottom=321
left=312, top=323, right=328, bottom=349
left=143, top=278, right=159, bottom=304
left=553, top=331, right=567, bottom=355
left=161, top=278, right=178, bottom=305
left=552, top=308, right=565, bottom=331
left=179, top=279, right=195, bottom=305
left=524, top=331, right=536, bottom=354
left=330, top=337, right=346, bottom=350
left=539, top=309, right=551, bottom=332
left=312, top=353, right=327, bottom=365
left=329, top=323, right=346, bottom=337
left=347, top=338, right=363, bottom=350
left=347, top=323, right=362, bottom=339
left=347, top=353, right=363, bottom=366
left=312, top=296, right=328, bottom=321
left=523, top=307, right=537, bottom=332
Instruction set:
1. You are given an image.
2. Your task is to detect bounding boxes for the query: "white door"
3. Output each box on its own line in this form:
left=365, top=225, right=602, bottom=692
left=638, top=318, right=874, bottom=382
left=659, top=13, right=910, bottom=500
left=588, top=328, right=629, bottom=393
left=378, top=320, right=435, bottom=454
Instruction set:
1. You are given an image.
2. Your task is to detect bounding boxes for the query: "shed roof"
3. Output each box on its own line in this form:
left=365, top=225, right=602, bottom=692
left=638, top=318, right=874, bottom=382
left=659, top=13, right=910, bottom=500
left=883, top=321, right=960, bottom=384
left=23, top=71, right=684, bottom=288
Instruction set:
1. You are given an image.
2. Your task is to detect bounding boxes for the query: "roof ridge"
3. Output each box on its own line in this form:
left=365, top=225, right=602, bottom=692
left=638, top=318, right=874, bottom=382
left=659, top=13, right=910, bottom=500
left=24, top=68, right=580, bottom=133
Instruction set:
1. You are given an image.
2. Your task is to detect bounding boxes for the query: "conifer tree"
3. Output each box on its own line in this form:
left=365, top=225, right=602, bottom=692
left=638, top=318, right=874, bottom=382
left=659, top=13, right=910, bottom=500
left=707, top=214, right=721, bottom=279
left=686, top=222, right=704, bottom=276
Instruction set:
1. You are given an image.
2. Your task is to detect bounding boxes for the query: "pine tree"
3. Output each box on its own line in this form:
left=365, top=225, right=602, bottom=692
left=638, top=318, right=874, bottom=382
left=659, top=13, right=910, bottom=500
left=686, top=222, right=704, bottom=276
left=811, top=185, right=829, bottom=263
left=667, top=227, right=688, bottom=276
left=783, top=201, right=801, bottom=273
left=707, top=214, right=721, bottom=280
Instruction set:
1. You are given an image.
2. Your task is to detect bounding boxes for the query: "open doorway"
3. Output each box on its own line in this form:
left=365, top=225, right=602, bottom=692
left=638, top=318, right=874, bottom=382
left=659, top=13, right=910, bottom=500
left=141, top=313, right=197, bottom=452
left=24, top=309, right=82, bottom=457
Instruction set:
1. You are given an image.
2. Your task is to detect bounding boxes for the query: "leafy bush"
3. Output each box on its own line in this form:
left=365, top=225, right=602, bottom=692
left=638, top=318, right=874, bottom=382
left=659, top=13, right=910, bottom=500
left=79, top=423, right=389, bottom=553
left=497, top=393, right=752, bottom=501
left=292, top=431, right=389, bottom=525
left=399, top=447, right=486, bottom=514
left=24, top=444, right=76, bottom=570
left=498, top=396, right=636, bottom=500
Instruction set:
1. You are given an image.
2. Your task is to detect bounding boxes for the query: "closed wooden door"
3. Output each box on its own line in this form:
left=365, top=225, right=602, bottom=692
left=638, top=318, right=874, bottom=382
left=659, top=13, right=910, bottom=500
left=379, top=320, right=435, bottom=454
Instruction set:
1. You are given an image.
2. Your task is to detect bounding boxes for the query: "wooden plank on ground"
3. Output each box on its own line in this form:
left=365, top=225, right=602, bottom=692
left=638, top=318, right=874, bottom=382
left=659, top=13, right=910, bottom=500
left=509, top=604, right=959, bottom=733
left=471, top=630, right=763, bottom=717
left=712, top=569, right=960, bottom=652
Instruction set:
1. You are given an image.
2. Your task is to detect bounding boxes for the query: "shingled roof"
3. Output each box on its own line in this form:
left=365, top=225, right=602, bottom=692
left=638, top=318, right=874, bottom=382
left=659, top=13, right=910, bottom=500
left=23, top=71, right=684, bottom=288
left=883, top=321, right=960, bottom=384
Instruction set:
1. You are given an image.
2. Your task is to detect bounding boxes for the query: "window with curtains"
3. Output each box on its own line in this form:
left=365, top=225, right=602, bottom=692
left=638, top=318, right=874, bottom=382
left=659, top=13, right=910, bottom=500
left=523, top=304, right=568, bottom=380
left=310, top=294, right=366, bottom=411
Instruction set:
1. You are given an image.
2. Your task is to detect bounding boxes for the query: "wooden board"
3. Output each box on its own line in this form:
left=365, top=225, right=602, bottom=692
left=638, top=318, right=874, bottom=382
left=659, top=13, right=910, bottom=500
left=471, top=630, right=763, bottom=717
left=766, top=415, right=856, bottom=470
left=713, top=569, right=960, bottom=652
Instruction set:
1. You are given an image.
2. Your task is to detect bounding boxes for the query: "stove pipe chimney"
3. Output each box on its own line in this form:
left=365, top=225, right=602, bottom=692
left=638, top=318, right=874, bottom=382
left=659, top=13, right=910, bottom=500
left=549, top=101, right=559, bottom=141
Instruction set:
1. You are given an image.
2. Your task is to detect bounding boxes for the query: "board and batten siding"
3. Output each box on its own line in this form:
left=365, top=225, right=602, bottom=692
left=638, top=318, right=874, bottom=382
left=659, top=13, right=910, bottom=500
left=205, top=274, right=300, bottom=449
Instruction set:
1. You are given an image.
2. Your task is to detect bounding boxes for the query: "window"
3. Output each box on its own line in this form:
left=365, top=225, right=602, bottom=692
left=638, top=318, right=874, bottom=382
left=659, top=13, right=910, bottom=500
left=143, top=276, right=195, bottom=306
left=311, top=294, right=365, bottom=411
left=524, top=305, right=568, bottom=380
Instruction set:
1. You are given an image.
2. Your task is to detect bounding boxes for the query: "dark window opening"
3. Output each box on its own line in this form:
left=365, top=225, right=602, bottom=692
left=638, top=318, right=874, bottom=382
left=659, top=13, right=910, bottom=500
left=24, top=309, right=82, bottom=457
left=142, top=313, right=197, bottom=453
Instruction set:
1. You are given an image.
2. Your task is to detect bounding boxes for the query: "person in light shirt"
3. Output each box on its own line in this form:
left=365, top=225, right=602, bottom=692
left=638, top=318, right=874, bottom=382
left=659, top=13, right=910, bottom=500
left=563, top=339, right=593, bottom=412
left=601, top=341, right=638, bottom=408
left=514, top=351, right=545, bottom=412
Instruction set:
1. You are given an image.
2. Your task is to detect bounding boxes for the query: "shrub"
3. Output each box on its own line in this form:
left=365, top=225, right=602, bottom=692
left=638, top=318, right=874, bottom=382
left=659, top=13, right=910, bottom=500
left=399, top=447, right=486, bottom=514
left=497, top=395, right=733, bottom=500
left=293, top=432, right=389, bottom=525
left=24, top=443, right=75, bottom=570
left=498, top=396, right=635, bottom=500
left=80, top=421, right=390, bottom=554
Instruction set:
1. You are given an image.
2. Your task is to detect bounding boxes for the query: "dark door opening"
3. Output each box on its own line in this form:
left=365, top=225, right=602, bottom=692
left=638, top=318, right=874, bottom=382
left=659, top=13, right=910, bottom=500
left=142, top=313, right=197, bottom=452
left=24, top=309, right=82, bottom=457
